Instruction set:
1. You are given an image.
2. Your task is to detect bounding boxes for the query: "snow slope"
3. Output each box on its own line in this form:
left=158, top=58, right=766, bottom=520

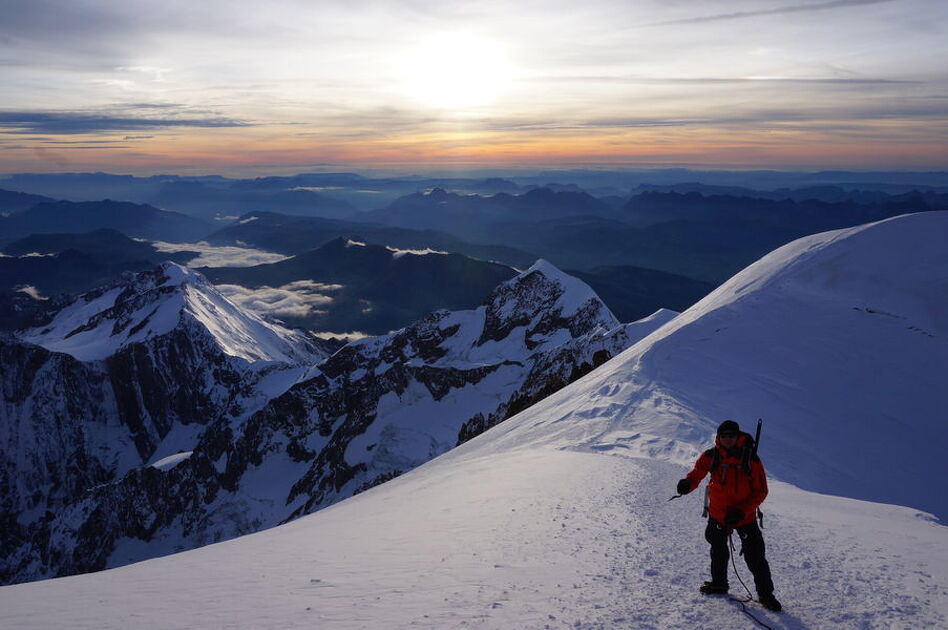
left=487, top=211, right=948, bottom=521
left=0, top=432, right=943, bottom=629
left=1, top=212, right=945, bottom=628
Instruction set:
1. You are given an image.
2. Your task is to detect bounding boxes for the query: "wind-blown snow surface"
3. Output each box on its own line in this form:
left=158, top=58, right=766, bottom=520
left=2, top=213, right=945, bottom=628
left=1, top=451, right=942, bottom=629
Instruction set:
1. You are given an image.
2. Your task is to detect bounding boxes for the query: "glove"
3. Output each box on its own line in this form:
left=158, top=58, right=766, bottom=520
left=676, top=479, right=690, bottom=495
left=724, top=508, right=743, bottom=527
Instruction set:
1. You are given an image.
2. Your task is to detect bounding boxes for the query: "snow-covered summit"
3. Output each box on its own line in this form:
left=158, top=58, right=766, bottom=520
left=3, top=263, right=328, bottom=584
left=20, top=262, right=319, bottom=364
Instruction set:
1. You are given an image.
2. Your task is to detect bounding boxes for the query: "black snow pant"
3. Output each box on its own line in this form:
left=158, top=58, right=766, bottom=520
left=704, top=518, right=775, bottom=597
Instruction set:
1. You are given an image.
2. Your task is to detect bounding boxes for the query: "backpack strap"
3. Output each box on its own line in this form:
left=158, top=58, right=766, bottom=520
left=705, top=447, right=720, bottom=473
left=741, top=444, right=751, bottom=475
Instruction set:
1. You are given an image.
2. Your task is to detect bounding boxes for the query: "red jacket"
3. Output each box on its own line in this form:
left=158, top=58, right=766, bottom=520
left=683, top=432, right=768, bottom=527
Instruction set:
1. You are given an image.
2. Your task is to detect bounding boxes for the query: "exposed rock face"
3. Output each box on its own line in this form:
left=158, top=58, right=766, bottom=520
left=1, top=260, right=677, bottom=585
left=0, top=263, right=324, bottom=584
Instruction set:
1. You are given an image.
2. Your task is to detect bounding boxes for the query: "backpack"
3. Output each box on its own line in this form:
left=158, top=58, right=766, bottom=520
left=702, top=432, right=764, bottom=526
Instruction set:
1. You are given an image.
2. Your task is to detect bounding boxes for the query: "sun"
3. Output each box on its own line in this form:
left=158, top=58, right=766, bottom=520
left=397, top=34, right=514, bottom=110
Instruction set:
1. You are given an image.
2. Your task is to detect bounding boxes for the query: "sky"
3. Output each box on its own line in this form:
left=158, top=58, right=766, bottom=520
left=1, top=0, right=947, bottom=175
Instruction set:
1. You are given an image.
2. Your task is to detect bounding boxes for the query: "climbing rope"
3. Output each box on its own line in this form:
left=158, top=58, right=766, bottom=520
left=727, top=530, right=775, bottom=630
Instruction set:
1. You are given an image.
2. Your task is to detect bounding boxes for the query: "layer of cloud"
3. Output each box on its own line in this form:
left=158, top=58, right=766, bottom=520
left=216, top=281, right=342, bottom=320
left=0, top=110, right=250, bottom=134
left=386, top=246, right=449, bottom=258
left=1, top=0, right=945, bottom=171
left=476, top=100, right=948, bottom=133
left=16, top=285, right=48, bottom=300
left=310, top=330, right=370, bottom=341
left=532, top=76, right=920, bottom=86
left=647, top=0, right=896, bottom=27
left=150, top=241, right=290, bottom=268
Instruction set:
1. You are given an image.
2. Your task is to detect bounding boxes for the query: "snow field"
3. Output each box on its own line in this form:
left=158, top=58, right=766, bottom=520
left=1, top=446, right=944, bottom=629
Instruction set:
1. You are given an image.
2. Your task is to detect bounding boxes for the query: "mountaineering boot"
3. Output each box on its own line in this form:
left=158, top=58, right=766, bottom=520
left=699, top=581, right=729, bottom=595
left=758, top=594, right=782, bottom=612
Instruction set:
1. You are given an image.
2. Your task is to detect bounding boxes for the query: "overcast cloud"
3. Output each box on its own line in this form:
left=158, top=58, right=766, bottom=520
left=1, top=0, right=945, bottom=171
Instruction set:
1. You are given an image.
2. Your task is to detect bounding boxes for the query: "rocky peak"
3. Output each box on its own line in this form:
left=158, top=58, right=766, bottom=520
left=478, top=259, right=618, bottom=349
left=422, top=187, right=452, bottom=202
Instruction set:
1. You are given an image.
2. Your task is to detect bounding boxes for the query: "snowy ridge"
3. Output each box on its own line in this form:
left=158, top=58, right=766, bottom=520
left=0, top=261, right=670, bottom=585
left=20, top=262, right=317, bottom=364
left=1, top=214, right=944, bottom=628
left=470, top=212, right=948, bottom=519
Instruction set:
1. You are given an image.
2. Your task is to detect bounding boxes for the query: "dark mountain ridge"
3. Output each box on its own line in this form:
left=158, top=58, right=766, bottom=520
left=357, top=186, right=618, bottom=231
left=0, top=189, right=55, bottom=215
left=203, top=237, right=519, bottom=335
left=0, top=199, right=212, bottom=244
left=349, top=188, right=944, bottom=283
left=0, top=229, right=197, bottom=300
left=205, top=211, right=537, bottom=268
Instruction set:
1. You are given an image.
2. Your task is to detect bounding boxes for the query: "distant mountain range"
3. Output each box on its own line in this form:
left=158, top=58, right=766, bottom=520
left=0, top=175, right=360, bottom=220
left=3, top=174, right=945, bottom=287
left=205, top=211, right=538, bottom=268
left=0, top=224, right=711, bottom=338
left=0, top=199, right=212, bottom=244
left=620, top=189, right=948, bottom=228
left=4, top=169, right=947, bottom=213
left=0, top=173, right=527, bottom=215
left=0, top=229, right=196, bottom=301
left=631, top=182, right=948, bottom=203
left=203, top=239, right=713, bottom=336
left=203, top=237, right=520, bottom=335
left=152, top=180, right=358, bottom=221
left=357, top=186, right=620, bottom=230
left=344, top=187, right=945, bottom=282
left=2, top=172, right=945, bottom=333
left=0, top=189, right=55, bottom=215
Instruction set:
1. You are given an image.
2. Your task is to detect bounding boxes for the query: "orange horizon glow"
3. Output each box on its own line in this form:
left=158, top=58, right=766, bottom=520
left=4, top=121, right=947, bottom=176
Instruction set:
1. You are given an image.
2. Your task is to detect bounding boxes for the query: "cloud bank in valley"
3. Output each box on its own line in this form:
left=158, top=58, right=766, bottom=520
left=215, top=281, right=342, bottom=320
left=151, top=241, right=290, bottom=268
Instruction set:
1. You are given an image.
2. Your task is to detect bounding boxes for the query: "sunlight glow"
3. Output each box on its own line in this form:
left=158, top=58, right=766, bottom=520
left=397, top=34, right=515, bottom=110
